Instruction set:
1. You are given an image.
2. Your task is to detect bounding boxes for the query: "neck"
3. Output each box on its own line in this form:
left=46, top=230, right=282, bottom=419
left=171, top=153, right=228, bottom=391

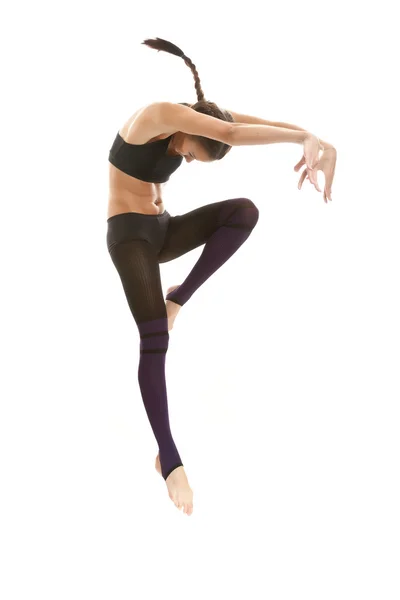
left=167, top=135, right=181, bottom=157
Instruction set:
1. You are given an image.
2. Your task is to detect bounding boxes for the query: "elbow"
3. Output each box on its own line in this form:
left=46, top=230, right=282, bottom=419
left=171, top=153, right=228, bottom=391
left=227, top=122, right=239, bottom=146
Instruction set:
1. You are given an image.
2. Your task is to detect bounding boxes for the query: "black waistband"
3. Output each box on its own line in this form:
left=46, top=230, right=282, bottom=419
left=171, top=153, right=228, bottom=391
left=107, top=210, right=170, bottom=223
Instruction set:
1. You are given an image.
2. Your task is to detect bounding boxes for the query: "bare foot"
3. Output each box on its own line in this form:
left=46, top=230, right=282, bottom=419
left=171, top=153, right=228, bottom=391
left=155, top=454, right=194, bottom=516
left=165, top=285, right=182, bottom=331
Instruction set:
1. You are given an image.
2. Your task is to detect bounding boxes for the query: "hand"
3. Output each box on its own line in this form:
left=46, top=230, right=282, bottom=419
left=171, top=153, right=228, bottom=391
left=294, top=143, right=337, bottom=203
left=301, top=133, right=324, bottom=188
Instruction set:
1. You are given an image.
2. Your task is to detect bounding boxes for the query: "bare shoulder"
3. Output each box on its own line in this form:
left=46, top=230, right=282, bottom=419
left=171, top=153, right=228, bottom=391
left=152, top=102, right=233, bottom=144
left=119, top=102, right=179, bottom=145
left=119, top=101, right=233, bottom=145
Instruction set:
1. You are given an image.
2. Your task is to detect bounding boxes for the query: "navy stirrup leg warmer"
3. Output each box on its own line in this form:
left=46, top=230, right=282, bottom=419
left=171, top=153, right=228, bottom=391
left=137, top=316, right=183, bottom=480
left=165, top=198, right=259, bottom=306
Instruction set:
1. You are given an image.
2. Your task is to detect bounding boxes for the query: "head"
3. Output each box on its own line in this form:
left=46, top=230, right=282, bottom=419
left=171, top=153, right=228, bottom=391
left=167, top=130, right=213, bottom=163
left=142, top=37, right=234, bottom=163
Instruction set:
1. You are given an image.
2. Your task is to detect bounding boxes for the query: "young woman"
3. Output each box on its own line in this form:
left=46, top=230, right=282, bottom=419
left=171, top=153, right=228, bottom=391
left=106, top=37, right=337, bottom=516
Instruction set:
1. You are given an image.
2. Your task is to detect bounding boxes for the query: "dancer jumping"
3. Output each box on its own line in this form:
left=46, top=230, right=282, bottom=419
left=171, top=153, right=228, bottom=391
left=106, top=37, right=337, bottom=516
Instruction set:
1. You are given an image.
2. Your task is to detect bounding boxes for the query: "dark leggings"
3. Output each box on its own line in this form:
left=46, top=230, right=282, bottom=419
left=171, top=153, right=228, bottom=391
left=106, top=198, right=259, bottom=479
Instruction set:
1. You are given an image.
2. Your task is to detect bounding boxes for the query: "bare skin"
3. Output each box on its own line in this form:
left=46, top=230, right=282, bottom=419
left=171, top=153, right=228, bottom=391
left=165, top=285, right=182, bottom=331
left=155, top=455, right=194, bottom=516
left=107, top=104, right=212, bottom=220
left=108, top=106, right=206, bottom=516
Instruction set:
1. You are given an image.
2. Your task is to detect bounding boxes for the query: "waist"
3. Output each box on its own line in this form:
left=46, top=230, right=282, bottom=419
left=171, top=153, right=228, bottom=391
left=107, top=209, right=169, bottom=223
left=108, top=195, right=165, bottom=218
left=109, top=165, right=165, bottom=218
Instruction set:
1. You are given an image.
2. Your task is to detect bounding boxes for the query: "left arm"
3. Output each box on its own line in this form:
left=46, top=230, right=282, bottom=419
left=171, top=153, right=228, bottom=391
left=226, top=109, right=335, bottom=150
left=226, top=109, right=336, bottom=203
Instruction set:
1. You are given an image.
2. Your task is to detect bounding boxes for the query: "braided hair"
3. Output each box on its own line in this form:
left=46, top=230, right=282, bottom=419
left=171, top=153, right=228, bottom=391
left=142, top=37, right=234, bottom=160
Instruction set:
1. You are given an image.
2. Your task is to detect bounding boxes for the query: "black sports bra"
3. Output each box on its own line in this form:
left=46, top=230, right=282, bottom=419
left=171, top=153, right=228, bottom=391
left=108, top=132, right=184, bottom=183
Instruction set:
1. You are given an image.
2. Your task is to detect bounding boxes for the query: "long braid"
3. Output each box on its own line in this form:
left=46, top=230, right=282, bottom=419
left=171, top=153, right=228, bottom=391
left=141, top=37, right=233, bottom=160
left=142, top=37, right=205, bottom=102
left=182, top=55, right=205, bottom=102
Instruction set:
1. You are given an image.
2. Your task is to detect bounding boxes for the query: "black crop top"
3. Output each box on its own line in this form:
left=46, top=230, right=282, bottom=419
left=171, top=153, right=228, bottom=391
left=108, top=131, right=183, bottom=184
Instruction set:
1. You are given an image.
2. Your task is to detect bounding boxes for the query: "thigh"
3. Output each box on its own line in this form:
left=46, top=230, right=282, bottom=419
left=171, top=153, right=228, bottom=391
left=108, top=239, right=167, bottom=324
left=158, top=198, right=242, bottom=264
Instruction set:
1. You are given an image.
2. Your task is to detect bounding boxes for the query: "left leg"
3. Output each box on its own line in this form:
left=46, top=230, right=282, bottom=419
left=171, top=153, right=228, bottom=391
left=158, top=197, right=259, bottom=306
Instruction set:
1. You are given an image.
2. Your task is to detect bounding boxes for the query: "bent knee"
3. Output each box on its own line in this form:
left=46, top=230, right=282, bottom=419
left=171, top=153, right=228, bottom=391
left=236, top=198, right=260, bottom=229
left=218, top=197, right=260, bottom=230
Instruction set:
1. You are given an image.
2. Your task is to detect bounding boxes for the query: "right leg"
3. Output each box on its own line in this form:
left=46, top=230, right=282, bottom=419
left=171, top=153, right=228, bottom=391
left=159, top=198, right=259, bottom=306
left=107, top=238, right=184, bottom=482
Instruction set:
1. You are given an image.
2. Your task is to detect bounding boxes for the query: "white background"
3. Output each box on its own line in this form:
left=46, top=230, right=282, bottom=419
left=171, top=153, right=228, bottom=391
left=1, top=1, right=399, bottom=599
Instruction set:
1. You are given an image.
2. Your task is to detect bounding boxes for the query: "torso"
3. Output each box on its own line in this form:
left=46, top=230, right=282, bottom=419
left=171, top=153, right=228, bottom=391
left=108, top=104, right=179, bottom=218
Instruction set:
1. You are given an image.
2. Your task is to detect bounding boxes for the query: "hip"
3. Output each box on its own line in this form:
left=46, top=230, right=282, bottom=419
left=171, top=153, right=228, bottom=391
left=106, top=208, right=171, bottom=255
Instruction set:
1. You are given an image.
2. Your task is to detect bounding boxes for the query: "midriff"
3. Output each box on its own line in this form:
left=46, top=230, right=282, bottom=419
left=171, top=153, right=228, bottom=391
left=107, top=104, right=179, bottom=218
left=108, top=161, right=167, bottom=218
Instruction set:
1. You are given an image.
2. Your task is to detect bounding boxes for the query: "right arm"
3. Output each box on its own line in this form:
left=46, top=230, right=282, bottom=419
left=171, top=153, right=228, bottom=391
left=151, top=101, right=309, bottom=147
left=227, top=109, right=335, bottom=150
left=230, top=122, right=308, bottom=146
left=152, top=101, right=321, bottom=183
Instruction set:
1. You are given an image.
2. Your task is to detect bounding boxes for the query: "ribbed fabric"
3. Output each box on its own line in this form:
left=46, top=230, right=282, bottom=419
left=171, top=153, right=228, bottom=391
left=165, top=199, right=259, bottom=305
left=137, top=317, right=183, bottom=480
left=109, top=133, right=183, bottom=183
left=108, top=102, right=189, bottom=183
left=106, top=197, right=260, bottom=481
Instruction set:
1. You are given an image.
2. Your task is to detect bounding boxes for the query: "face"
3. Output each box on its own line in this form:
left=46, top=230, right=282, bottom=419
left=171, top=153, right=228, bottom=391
left=169, top=133, right=213, bottom=163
